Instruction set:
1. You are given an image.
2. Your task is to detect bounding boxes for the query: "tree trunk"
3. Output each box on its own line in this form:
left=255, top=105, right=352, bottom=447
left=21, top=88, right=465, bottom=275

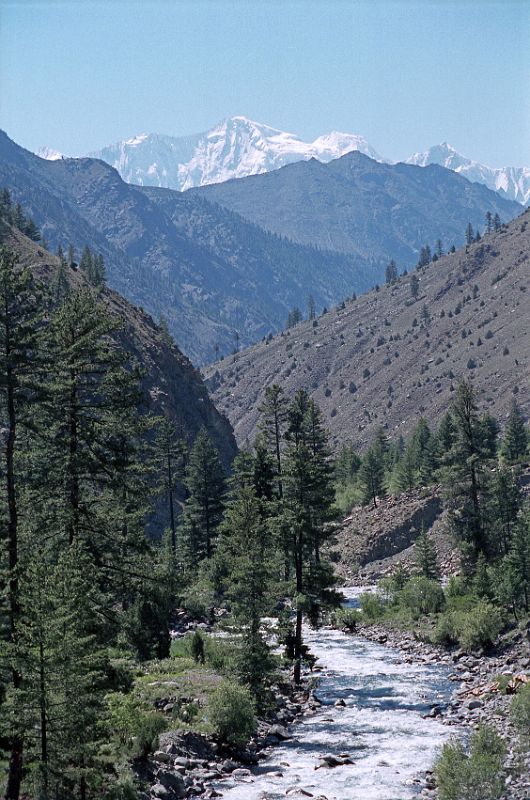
left=4, top=342, right=24, bottom=800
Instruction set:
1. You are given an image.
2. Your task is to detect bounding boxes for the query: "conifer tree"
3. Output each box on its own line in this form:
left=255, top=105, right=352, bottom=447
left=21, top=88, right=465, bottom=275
left=385, top=259, right=398, bottom=285
left=155, top=418, right=185, bottom=554
left=410, top=274, right=420, bottom=299
left=359, top=445, right=384, bottom=508
left=258, top=384, right=287, bottom=499
left=182, top=429, right=225, bottom=562
left=281, top=390, right=337, bottom=683
left=0, top=246, right=46, bottom=800
left=443, top=380, right=489, bottom=556
left=414, top=527, right=440, bottom=580
left=501, top=399, right=528, bottom=463
left=217, top=486, right=275, bottom=703
left=465, top=222, right=474, bottom=245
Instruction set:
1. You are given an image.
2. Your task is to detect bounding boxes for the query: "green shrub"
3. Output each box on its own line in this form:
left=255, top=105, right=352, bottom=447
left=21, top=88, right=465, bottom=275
left=359, top=592, right=387, bottom=621
left=398, top=577, right=445, bottom=618
left=107, top=691, right=167, bottom=757
left=435, top=725, right=506, bottom=800
left=332, top=607, right=360, bottom=631
left=208, top=681, right=256, bottom=746
left=511, top=683, right=530, bottom=738
left=433, top=611, right=458, bottom=646
left=454, top=602, right=503, bottom=651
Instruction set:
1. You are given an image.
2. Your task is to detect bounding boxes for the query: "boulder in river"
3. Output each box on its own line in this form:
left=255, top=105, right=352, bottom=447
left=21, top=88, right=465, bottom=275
left=268, top=724, right=292, bottom=740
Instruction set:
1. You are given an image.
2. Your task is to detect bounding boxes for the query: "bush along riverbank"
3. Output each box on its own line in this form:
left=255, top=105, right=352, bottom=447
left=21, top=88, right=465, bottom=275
left=114, top=618, right=321, bottom=800
left=332, top=581, right=530, bottom=800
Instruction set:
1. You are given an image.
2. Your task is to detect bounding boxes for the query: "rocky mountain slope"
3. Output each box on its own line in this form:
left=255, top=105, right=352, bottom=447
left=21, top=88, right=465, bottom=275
left=407, top=142, right=530, bottom=206
left=193, top=151, right=520, bottom=264
left=2, top=224, right=237, bottom=469
left=0, top=130, right=365, bottom=365
left=88, top=116, right=384, bottom=190
left=204, top=209, right=530, bottom=450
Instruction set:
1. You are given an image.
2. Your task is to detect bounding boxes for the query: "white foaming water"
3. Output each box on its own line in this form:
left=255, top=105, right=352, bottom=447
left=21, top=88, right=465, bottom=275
left=216, top=589, right=455, bottom=800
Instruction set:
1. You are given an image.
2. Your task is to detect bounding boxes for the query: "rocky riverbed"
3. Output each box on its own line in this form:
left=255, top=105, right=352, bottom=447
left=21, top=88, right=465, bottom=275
left=354, top=621, right=530, bottom=800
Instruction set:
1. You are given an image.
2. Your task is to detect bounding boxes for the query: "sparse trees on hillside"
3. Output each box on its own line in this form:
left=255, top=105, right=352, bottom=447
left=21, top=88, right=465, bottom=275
left=410, top=274, right=420, bottom=299
left=385, top=259, right=398, bottom=285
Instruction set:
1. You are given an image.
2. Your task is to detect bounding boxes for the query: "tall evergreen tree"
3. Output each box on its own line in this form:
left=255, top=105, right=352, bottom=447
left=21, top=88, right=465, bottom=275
left=501, top=399, right=528, bottom=463
left=443, top=380, right=489, bottom=557
left=359, top=446, right=385, bottom=508
left=258, top=384, right=287, bottom=499
left=182, top=429, right=225, bottom=562
left=0, top=246, right=46, bottom=800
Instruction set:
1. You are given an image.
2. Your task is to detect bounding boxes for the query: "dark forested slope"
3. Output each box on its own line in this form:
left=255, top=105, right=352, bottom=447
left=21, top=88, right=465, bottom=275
left=4, top=224, right=237, bottom=467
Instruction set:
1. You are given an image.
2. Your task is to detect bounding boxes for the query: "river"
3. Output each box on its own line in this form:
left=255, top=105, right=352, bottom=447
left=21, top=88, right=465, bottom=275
left=215, top=588, right=456, bottom=800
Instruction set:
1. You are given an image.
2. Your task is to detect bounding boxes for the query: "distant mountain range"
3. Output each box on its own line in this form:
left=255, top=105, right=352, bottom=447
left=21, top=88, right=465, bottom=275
left=406, top=142, right=530, bottom=206
left=193, top=151, right=520, bottom=263
left=36, top=116, right=530, bottom=204
left=0, top=130, right=369, bottom=365
left=1, top=129, right=519, bottom=365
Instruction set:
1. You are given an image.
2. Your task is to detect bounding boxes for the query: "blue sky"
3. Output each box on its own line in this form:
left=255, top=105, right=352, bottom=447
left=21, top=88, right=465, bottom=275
left=1, top=0, right=529, bottom=166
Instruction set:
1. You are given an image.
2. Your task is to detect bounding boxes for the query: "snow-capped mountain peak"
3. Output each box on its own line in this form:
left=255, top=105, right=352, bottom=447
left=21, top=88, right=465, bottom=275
left=407, top=143, right=530, bottom=204
left=36, top=145, right=64, bottom=161
left=35, top=120, right=530, bottom=204
left=81, top=116, right=384, bottom=191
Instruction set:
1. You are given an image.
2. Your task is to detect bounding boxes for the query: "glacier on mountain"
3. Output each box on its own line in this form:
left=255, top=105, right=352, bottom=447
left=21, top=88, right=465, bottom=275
left=406, top=142, right=530, bottom=205
left=35, top=118, right=530, bottom=204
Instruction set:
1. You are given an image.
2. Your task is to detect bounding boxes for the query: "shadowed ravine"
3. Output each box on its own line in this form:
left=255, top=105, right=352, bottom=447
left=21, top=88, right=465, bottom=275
left=216, top=589, right=456, bottom=800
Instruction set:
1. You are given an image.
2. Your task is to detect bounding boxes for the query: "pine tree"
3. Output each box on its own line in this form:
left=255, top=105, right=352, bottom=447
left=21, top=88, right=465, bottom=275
left=501, top=399, right=528, bottom=463
left=217, top=486, right=275, bottom=704
left=67, top=244, right=75, bottom=268
left=52, top=248, right=69, bottom=302
left=79, top=245, right=93, bottom=278
left=415, top=527, right=439, bottom=580
left=155, top=418, right=186, bottom=554
left=307, top=294, right=316, bottom=320
left=359, top=446, right=384, bottom=508
left=258, top=384, right=287, bottom=499
left=385, top=259, right=398, bottom=285
left=436, top=238, right=444, bottom=258
left=504, top=513, right=530, bottom=611
left=485, top=211, right=493, bottom=234
left=282, top=390, right=338, bottom=683
left=493, top=213, right=501, bottom=232
left=410, top=274, right=420, bottom=299
left=487, top=466, right=521, bottom=556
left=444, top=380, right=489, bottom=556
left=0, top=246, right=46, bottom=800
left=182, top=429, right=225, bottom=562
left=465, top=222, right=474, bottom=245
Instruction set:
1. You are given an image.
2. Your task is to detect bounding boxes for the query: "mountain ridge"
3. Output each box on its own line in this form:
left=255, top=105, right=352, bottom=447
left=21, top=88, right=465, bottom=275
left=203, top=208, right=530, bottom=451
left=0, top=130, right=368, bottom=365
left=36, top=116, right=530, bottom=203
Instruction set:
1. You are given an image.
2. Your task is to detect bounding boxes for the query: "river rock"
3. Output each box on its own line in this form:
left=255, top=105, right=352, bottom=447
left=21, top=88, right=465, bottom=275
left=467, top=699, right=484, bottom=710
left=153, top=751, right=171, bottom=763
left=334, top=698, right=346, bottom=707
left=268, top=724, right=292, bottom=740
left=157, top=771, right=186, bottom=797
left=150, top=784, right=168, bottom=799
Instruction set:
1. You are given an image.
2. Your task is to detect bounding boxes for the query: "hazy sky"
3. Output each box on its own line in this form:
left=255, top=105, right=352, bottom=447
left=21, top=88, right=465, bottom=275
left=1, top=0, right=529, bottom=166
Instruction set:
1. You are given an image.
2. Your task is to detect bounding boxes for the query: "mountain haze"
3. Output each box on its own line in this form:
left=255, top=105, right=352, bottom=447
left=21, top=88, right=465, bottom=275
left=407, top=142, right=530, bottom=206
left=194, top=151, right=520, bottom=264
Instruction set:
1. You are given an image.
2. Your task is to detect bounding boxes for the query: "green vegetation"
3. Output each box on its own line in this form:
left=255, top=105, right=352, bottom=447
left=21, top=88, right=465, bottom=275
left=435, top=725, right=506, bottom=800
left=207, top=681, right=257, bottom=746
